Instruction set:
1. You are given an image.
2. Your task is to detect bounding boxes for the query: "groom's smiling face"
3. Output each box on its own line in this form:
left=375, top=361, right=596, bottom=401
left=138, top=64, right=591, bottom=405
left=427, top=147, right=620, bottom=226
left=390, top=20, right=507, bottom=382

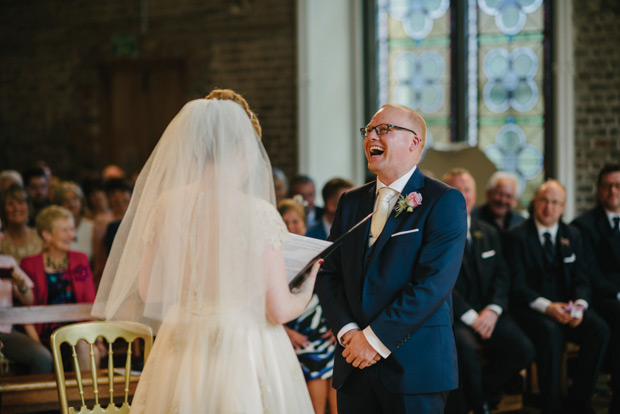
left=364, top=106, right=421, bottom=185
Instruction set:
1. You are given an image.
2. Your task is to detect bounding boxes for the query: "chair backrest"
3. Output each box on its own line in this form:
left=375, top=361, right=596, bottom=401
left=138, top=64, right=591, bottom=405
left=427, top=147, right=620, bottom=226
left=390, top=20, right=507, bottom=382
left=51, top=321, right=153, bottom=414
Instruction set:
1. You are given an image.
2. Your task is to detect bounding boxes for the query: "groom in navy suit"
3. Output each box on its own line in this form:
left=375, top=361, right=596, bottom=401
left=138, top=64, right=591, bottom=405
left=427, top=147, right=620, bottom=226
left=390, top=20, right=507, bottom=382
left=316, top=104, right=467, bottom=413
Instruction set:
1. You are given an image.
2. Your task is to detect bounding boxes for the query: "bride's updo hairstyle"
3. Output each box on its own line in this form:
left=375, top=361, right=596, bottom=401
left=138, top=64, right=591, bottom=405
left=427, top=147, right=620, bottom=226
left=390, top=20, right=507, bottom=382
left=205, top=88, right=262, bottom=139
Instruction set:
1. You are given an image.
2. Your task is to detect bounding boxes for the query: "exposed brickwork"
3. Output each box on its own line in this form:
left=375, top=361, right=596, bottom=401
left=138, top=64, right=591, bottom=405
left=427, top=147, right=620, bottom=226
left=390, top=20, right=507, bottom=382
left=0, top=0, right=298, bottom=181
left=573, top=0, right=620, bottom=212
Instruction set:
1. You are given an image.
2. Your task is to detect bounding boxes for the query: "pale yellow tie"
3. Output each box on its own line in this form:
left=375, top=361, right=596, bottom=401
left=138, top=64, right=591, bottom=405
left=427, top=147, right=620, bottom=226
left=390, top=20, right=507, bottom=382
left=369, top=187, right=399, bottom=247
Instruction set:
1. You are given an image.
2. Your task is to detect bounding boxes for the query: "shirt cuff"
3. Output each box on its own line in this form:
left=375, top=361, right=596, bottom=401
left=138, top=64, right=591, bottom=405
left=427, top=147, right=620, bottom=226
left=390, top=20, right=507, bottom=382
left=485, top=304, right=503, bottom=316
left=363, top=326, right=391, bottom=359
left=574, top=299, right=589, bottom=310
left=460, top=309, right=479, bottom=326
left=337, top=323, right=360, bottom=347
left=617, top=292, right=620, bottom=302
left=530, top=297, right=551, bottom=314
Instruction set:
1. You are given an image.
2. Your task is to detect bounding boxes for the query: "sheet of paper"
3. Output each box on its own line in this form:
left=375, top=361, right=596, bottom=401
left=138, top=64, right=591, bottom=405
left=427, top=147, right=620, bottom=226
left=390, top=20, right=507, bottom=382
left=282, top=233, right=332, bottom=282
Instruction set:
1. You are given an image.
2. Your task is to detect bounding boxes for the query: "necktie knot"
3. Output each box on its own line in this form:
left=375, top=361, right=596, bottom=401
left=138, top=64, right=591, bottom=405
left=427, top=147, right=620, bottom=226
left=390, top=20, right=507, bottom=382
left=369, top=188, right=399, bottom=247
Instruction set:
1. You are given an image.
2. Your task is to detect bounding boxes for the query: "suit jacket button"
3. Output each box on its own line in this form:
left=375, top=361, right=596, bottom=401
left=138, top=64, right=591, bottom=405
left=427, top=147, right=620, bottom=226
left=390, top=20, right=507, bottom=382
left=357, top=296, right=361, bottom=302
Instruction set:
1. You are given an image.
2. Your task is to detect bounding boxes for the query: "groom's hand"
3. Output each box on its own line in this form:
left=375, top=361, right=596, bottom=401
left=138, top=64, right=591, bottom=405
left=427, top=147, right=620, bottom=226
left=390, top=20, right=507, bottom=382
left=342, top=329, right=380, bottom=369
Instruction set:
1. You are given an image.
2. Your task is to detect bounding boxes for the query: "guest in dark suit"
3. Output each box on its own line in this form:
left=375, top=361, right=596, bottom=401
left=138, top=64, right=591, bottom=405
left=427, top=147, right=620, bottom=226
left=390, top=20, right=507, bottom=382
left=290, top=174, right=324, bottom=229
left=505, top=179, right=609, bottom=414
left=306, top=178, right=353, bottom=241
left=316, top=104, right=467, bottom=414
left=471, top=171, right=525, bottom=233
left=443, top=169, right=534, bottom=414
left=571, top=163, right=620, bottom=414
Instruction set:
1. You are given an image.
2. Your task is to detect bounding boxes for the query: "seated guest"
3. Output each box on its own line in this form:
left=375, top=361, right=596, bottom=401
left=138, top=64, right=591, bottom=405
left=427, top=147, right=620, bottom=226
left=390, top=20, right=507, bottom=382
left=278, top=198, right=337, bottom=414
left=443, top=169, right=534, bottom=414
left=306, top=178, right=353, bottom=241
left=472, top=171, right=525, bottom=232
left=92, top=178, right=132, bottom=285
left=54, top=181, right=94, bottom=263
left=0, top=217, right=53, bottom=374
left=273, top=168, right=289, bottom=205
left=505, top=179, right=609, bottom=414
left=0, top=184, right=44, bottom=264
left=102, top=164, right=126, bottom=181
left=571, top=163, right=620, bottom=413
left=82, top=177, right=111, bottom=220
left=20, top=206, right=100, bottom=371
left=0, top=170, right=23, bottom=193
left=290, top=175, right=324, bottom=228
left=103, top=178, right=133, bottom=253
left=22, top=167, right=51, bottom=224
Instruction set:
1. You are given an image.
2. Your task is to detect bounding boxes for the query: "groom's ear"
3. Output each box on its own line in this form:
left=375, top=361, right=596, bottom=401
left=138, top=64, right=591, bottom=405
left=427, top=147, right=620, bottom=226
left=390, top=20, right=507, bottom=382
left=409, top=135, right=421, bottom=152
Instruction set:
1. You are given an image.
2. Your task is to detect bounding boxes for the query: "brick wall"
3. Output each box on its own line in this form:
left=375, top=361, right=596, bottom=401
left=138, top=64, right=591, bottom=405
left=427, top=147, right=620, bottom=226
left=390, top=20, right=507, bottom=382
left=0, top=0, right=298, bottom=182
left=573, top=0, right=620, bottom=213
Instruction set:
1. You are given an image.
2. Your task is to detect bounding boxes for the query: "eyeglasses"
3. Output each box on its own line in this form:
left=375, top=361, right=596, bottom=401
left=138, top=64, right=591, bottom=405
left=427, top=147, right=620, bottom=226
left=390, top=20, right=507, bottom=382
left=360, top=124, right=417, bottom=139
left=600, top=182, right=620, bottom=191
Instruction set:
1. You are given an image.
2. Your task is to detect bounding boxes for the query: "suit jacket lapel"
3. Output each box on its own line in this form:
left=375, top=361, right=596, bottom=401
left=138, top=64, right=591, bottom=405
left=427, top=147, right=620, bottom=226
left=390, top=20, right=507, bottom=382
left=525, top=220, right=545, bottom=272
left=596, top=206, right=620, bottom=260
left=365, top=168, right=426, bottom=273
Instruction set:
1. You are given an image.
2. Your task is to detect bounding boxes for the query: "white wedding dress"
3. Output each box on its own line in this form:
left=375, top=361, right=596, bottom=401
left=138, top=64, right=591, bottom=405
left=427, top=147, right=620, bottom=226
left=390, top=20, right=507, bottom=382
left=91, top=99, right=314, bottom=413
left=129, top=197, right=313, bottom=413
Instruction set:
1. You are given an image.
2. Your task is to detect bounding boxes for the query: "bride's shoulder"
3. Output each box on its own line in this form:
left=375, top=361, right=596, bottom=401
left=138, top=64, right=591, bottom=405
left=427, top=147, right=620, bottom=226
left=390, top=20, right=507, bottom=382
left=250, top=198, right=289, bottom=246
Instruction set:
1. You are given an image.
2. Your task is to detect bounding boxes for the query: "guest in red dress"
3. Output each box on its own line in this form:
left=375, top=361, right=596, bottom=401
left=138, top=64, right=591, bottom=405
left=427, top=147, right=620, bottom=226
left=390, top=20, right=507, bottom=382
left=20, top=205, right=99, bottom=371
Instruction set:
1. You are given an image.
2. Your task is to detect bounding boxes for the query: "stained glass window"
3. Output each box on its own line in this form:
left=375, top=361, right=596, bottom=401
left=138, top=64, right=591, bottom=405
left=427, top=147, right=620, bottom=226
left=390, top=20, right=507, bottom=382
left=375, top=0, right=550, bottom=207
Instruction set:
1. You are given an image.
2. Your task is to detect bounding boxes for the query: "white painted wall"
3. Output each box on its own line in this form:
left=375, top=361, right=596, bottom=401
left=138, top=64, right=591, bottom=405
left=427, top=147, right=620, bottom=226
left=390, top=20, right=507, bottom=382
left=297, top=0, right=365, bottom=205
left=554, top=0, right=575, bottom=221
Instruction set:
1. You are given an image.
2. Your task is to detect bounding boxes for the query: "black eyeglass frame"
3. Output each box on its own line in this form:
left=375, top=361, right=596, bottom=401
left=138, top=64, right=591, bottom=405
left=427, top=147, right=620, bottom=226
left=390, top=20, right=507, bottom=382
left=360, top=123, right=417, bottom=139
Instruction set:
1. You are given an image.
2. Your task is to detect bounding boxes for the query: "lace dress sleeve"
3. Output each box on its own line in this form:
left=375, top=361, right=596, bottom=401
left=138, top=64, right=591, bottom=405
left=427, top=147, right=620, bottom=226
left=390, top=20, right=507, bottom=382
left=256, top=201, right=289, bottom=248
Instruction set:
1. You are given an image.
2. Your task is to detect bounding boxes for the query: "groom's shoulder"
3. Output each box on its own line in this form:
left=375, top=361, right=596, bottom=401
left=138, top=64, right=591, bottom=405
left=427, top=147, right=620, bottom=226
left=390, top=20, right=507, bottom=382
left=423, top=175, right=461, bottom=199
left=343, top=181, right=374, bottom=200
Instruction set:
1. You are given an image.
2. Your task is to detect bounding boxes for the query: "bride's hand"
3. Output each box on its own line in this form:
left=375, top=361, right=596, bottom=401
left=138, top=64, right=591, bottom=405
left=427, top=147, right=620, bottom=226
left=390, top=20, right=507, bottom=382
left=306, top=259, right=323, bottom=284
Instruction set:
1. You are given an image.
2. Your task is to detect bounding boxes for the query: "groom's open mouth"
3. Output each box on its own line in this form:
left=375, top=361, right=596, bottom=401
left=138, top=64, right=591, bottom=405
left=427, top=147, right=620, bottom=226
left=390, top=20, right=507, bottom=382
left=369, top=146, right=385, bottom=157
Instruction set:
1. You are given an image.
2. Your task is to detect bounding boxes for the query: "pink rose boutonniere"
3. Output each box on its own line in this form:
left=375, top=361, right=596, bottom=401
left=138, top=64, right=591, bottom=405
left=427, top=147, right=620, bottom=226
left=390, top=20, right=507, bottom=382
left=394, top=192, right=422, bottom=217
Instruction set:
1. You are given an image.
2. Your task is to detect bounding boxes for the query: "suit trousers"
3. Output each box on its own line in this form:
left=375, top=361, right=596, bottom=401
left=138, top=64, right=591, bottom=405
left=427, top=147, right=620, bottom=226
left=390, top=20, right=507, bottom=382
left=514, top=308, right=609, bottom=414
left=337, top=364, right=449, bottom=414
left=452, top=315, right=535, bottom=411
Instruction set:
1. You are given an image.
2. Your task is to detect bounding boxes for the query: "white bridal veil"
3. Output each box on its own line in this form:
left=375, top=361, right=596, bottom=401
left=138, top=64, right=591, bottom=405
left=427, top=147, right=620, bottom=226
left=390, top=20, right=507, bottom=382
left=92, top=98, right=278, bottom=332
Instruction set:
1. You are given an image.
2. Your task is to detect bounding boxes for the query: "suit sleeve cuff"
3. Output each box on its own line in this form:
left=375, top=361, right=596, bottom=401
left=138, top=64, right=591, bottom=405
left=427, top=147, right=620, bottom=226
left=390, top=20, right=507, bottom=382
left=337, top=323, right=359, bottom=347
left=574, top=299, right=588, bottom=310
left=530, top=297, right=551, bottom=314
left=362, top=326, right=391, bottom=358
left=486, top=304, right=503, bottom=316
left=461, top=309, right=479, bottom=326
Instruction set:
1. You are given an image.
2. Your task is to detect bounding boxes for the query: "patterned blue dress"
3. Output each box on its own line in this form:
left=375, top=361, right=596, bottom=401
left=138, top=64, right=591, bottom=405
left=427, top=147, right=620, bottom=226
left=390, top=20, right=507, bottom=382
left=285, top=293, right=336, bottom=381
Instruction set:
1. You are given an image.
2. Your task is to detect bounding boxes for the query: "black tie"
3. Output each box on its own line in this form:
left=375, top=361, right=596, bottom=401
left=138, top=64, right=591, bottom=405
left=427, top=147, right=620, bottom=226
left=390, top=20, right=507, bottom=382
left=613, top=217, right=620, bottom=234
left=543, top=232, right=554, bottom=264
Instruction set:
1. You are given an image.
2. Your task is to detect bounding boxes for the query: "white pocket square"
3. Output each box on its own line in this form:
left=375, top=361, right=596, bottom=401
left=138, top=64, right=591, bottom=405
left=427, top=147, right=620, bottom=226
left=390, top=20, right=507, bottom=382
left=481, top=250, right=496, bottom=259
left=391, top=229, right=420, bottom=237
left=563, top=253, right=576, bottom=263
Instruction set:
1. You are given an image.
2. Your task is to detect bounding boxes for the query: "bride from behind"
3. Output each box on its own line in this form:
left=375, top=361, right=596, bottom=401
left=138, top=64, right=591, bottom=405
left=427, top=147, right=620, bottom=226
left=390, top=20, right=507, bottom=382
left=92, top=89, right=320, bottom=413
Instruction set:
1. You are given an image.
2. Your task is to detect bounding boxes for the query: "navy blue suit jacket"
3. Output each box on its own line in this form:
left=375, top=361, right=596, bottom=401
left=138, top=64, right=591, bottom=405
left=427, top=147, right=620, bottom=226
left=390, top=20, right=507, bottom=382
left=315, top=168, right=467, bottom=394
left=572, top=206, right=620, bottom=299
